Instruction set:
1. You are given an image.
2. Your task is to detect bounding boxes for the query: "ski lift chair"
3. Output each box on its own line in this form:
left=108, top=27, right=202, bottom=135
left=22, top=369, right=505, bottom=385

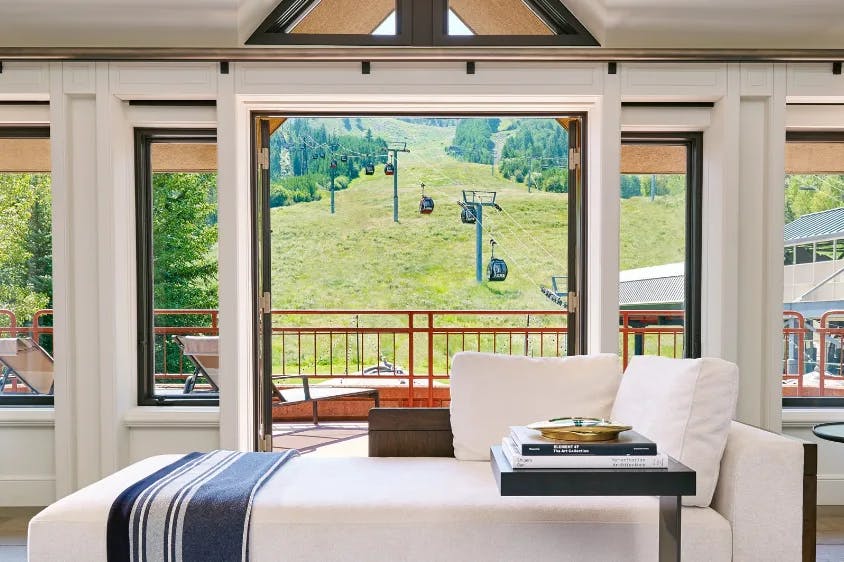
left=419, top=196, right=435, bottom=214
left=0, top=337, right=54, bottom=395
left=487, top=239, right=508, bottom=282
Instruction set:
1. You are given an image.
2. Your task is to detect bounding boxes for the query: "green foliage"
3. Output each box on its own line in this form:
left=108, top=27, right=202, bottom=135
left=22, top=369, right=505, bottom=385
left=447, top=118, right=499, bottom=164
left=152, top=172, right=219, bottom=375
left=620, top=175, right=642, bottom=199
left=271, top=119, right=388, bottom=181
left=0, top=173, right=52, bottom=324
left=785, top=174, right=844, bottom=222
left=499, top=119, right=568, bottom=191
left=269, top=174, right=324, bottom=208
left=152, top=172, right=219, bottom=310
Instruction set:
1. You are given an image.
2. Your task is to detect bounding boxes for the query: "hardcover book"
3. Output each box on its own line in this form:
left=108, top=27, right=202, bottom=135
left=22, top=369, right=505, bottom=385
left=509, top=425, right=657, bottom=456
left=502, top=437, right=668, bottom=469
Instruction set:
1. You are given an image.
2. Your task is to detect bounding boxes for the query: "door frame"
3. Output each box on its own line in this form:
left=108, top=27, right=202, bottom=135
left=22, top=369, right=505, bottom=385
left=250, top=111, right=589, bottom=448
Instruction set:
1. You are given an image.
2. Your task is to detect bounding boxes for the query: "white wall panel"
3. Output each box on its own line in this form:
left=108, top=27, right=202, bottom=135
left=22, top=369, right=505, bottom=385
left=620, top=63, right=727, bottom=101
left=62, top=62, right=96, bottom=95
left=0, top=411, right=55, bottom=506
left=741, top=63, right=773, bottom=97
left=110, top=63, right=218, bottom=99
left=0, top=62, right=50, bottom=100
left=236, top=62, right=603, bottom=99
left=787, top=63, right=844, bottom=102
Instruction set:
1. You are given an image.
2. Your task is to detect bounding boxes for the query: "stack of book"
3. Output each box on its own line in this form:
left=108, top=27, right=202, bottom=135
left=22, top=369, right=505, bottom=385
left=502, top=425, right=668, bottom=469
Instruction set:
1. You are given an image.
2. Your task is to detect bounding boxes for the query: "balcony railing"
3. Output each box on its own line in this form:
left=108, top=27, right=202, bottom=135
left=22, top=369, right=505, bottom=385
left=1, top=307, right=839, bottom=400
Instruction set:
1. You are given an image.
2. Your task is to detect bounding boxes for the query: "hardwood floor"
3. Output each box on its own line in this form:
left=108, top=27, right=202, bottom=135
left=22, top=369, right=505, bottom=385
left=818, top=506, right=844, bottom=562
left=3, top=504, right=843, bottom=560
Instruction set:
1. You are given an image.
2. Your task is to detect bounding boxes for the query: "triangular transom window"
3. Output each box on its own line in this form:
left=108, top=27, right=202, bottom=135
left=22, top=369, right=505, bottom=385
left=247, top=0, right=598, bottom=46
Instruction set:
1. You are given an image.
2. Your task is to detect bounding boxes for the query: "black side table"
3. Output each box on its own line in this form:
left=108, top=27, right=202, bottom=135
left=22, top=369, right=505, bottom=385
left=490, top=445, right=696, bottom=562
left=813, top=422, right=844, bottom=443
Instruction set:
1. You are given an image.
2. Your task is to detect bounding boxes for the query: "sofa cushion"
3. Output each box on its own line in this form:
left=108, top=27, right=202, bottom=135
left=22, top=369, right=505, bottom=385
left=449, top=352, right=622, bottom=461
left=29, top=454, right=732, bottom=562
left=610, top=356, right=739, bottom=507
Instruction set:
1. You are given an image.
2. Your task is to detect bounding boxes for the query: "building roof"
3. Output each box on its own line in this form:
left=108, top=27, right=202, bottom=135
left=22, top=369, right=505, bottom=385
left=619, top=262, right=684, bottom=306
left=784, top=207, right=844, bottom=243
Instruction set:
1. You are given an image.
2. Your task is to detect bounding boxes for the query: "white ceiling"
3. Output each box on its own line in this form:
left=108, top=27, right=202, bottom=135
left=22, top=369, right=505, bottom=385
left=0, top=0, right=841, bottom=48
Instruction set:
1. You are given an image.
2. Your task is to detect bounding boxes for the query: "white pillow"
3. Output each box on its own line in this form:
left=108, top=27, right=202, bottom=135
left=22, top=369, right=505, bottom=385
left=449, top=352, right=622, bottom=461
left=610, top=356, right=739, bottom=507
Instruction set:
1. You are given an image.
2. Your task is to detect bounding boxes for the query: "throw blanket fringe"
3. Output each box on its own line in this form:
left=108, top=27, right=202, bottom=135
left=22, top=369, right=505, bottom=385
left=107, top=450, right=298, bottom=562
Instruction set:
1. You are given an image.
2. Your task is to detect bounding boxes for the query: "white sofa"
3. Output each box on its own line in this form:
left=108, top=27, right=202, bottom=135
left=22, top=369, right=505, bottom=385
left=29, top=354, right=815, bottom=562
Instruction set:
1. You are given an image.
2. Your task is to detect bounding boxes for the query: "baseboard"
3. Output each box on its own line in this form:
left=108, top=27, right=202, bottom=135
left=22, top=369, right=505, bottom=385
left=817, top=474, right=844, bottom=505
left=0, top=476, right=54, bottom=506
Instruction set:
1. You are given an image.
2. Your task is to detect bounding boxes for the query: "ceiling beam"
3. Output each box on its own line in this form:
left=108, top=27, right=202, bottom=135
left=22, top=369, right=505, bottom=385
left=1, top=47, right=844, bottom=62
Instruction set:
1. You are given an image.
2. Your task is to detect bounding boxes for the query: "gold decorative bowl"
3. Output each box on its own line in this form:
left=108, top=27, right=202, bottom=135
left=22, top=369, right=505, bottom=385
left=526, top=417, right=633, bottom=442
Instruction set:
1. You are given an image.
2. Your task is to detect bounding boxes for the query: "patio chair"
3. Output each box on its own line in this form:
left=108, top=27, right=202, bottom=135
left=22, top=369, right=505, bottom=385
left=271, top=375, right=380, bottom=425
left=0, top=337, right=54, bottom=395
left=174, top=335, right=220, bottom=393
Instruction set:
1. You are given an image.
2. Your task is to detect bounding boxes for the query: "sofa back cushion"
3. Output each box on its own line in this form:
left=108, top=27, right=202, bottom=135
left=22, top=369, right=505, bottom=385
left=449, top=352, right=622, bottom=461
left=610, top=356, right=739, bottom=507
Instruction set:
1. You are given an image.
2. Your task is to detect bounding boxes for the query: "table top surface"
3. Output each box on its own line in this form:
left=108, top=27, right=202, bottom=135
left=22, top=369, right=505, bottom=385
left=813, top=422, right=844, bottom=443
left=490, top=445, right=696, bottom=497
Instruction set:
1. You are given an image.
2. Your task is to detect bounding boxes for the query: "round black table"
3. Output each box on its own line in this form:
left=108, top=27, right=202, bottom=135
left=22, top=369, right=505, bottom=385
left=813, top=422, right=844, bottom=443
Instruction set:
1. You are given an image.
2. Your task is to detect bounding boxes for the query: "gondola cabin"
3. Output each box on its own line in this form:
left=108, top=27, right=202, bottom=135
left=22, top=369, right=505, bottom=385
left=364, top=163, right=375, bottom=175
left=419, top=196, right=434, bottom=214
left=384, top=162, right=395, bottom=175
left=487, top=258, right=508, bottom=282
left=460, top=207, right=476, bottom=224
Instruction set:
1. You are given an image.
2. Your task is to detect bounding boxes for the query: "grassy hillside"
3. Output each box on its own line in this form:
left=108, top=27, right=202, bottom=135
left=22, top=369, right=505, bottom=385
left=270, top=117, right=685, bottom=311
left=267, top=118, right=685, bottom=371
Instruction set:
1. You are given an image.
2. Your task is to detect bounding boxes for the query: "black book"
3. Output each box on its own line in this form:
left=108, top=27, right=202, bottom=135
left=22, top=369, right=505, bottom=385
left=509, top=426, right=657, bottom=456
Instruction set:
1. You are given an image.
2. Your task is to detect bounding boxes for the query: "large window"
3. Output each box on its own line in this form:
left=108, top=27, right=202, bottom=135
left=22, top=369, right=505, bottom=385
left=0, top=127, right=54, bottom=405
left=783, top=132, right=844, bottom=405
left=136, top=129, right=219, bottom=405
left=619, top=133, right=703, bottom=366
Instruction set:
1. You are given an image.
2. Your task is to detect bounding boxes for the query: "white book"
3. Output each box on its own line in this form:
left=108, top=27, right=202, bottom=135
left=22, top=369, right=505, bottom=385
left=501, top=437, right=669, bottom=469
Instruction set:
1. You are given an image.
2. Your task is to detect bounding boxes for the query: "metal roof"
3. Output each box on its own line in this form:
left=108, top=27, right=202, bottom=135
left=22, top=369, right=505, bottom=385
left=619, top=266, right=684, bottom=306
left=784, top=207, right=844, bottom=243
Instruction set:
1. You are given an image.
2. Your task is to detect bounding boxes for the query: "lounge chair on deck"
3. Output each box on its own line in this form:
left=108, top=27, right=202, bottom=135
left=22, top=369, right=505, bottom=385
left=0, top=337, right=54, bottom=395
left=174, top=335, right=220, bottom=393
left=175, top=336, right=379, bottom=423
left=271, top=375, right=380, bottom=425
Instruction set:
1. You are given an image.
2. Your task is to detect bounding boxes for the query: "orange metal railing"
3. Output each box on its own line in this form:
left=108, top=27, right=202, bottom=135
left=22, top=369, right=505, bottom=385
left=1, top=307, right=837, bottom=400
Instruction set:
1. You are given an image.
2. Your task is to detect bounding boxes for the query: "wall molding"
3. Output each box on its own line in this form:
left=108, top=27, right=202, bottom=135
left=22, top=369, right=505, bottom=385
left=0, top=408, right=55, bottom=427
left=0, top=475, right=55, bottom=506
left=123, top=407, right=220, bottom=429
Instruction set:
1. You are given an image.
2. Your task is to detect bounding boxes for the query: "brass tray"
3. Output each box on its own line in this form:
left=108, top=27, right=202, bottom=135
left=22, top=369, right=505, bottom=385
left=526, top=417, right=632, bottom=442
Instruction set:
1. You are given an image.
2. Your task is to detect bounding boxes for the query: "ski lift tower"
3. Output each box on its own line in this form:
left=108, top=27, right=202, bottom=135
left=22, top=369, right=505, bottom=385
left=459, top=190, right=502, bottom=283
left=387, top=141, right=410, bottom=223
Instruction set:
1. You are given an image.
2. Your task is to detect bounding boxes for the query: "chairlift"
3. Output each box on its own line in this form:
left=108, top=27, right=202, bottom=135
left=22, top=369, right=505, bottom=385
left=460, top=207, right=476, bottom=224
left=487, top=239, right=508, bottom=282
left=419, top=183, right=434, bottom=214
left=384, top=162, right=395, bottom=176
left=364, top=162, right=375, bottom=175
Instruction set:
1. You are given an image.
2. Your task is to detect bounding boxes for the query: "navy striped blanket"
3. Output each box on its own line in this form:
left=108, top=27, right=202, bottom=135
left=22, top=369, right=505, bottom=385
left=107, top=450, right=298, bottom=562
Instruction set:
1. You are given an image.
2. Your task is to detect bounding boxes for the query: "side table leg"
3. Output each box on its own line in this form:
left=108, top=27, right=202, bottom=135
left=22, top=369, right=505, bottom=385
left=659, top=495, right=681, bottom=562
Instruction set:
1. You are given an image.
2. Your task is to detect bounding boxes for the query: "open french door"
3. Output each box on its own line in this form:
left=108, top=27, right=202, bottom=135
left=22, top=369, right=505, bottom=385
left=255, top=116, right=274, bottom=451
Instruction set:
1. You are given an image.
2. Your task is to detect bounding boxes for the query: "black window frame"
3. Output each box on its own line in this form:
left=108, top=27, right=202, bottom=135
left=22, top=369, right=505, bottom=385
left=784, top=130, right=844, bottom=408
left=620, top=132, right=704, bottom=359
left=0, top=126, right=53, bottom=406
left=135, top=128, right=219, bottom=407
